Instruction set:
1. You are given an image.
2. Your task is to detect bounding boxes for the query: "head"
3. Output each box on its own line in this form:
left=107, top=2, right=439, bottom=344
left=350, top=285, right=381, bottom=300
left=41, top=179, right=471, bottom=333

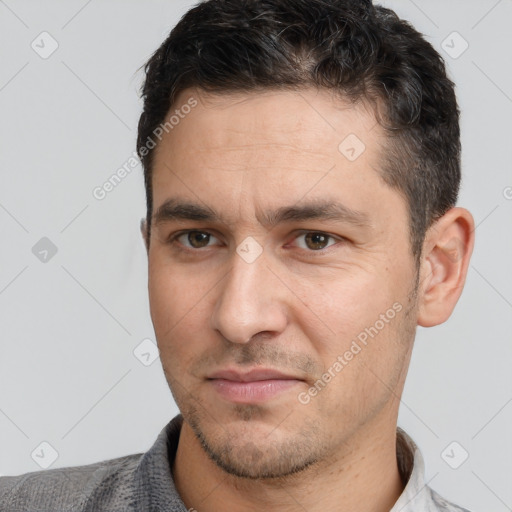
left=137, top=0, right=474, bottom=479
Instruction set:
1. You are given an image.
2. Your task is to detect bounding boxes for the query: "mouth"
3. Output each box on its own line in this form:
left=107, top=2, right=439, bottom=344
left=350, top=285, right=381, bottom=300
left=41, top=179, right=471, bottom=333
left=206, top=368, right=304, bottom=403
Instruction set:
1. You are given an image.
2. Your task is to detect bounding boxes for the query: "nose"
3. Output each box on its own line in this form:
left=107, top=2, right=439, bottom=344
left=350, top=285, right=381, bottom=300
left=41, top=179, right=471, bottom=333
left=210, top=247, right=288, bottom=344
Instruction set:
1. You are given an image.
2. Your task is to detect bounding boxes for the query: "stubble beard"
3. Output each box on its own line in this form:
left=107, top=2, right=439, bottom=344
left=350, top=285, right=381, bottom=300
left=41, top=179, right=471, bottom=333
left=182, top=400, right=325, bottom=480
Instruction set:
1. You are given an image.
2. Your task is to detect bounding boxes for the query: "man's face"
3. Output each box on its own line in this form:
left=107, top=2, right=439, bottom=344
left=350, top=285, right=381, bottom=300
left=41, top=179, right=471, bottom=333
left=146, top=88, right=420, bottom=479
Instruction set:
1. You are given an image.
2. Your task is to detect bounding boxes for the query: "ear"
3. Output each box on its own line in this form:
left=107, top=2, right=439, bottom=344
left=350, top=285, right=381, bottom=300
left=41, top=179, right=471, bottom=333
left=417, top=207, right=475, bottom=327
left=140, top=218, right=149, bottom=254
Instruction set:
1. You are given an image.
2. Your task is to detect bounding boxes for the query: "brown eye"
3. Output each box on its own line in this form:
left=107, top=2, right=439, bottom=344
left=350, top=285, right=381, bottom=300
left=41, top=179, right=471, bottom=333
left=303, top=232, right=332, bottom=250
left=187, top=231, right=211, bottom=248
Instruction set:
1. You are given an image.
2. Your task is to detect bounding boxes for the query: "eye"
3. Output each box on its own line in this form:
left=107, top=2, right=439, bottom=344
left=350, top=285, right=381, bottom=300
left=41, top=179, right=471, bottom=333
left=173, top=230, right=221, bottom=249
left=292, top=232, right=338, bottom=251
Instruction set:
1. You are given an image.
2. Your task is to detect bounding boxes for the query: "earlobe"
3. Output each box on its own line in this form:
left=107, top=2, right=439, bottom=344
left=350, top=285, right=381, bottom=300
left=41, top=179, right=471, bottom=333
left=417, top=207, right=475, bottom=327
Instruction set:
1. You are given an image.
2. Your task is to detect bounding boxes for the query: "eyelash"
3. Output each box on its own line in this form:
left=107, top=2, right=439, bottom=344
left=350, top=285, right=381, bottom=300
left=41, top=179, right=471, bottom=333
left=167, top=230, right=344, bottom=254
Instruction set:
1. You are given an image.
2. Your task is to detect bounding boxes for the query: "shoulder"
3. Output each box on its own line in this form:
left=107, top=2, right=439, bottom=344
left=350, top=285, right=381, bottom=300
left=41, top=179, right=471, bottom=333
left=0, top=452, right=142, bottom=512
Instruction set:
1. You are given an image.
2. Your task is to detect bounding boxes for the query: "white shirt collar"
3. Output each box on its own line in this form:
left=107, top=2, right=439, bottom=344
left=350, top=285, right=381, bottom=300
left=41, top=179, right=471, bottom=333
left=391, top=427, right=470, bottom=512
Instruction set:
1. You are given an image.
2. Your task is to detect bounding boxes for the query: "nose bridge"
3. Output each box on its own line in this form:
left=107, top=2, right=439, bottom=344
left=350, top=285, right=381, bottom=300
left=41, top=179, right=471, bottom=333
left=211, top=246, right=287, bottom=344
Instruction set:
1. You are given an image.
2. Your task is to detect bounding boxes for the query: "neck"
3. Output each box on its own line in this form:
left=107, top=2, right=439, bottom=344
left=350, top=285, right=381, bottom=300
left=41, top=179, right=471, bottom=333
left=172, top=416, right=404, bottom=512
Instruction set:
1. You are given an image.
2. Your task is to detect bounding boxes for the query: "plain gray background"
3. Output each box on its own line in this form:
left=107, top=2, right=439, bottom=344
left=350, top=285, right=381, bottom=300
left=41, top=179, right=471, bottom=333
left=0, top=0, right=511, bottom=510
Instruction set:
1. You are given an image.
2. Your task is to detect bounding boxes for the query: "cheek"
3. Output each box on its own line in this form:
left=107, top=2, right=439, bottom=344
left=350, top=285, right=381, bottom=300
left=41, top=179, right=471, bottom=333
left=148, top=257, right=212, bottom=355
left=294, top=269, right=397, bottom=355
left=294, top=269, right=411, bottom=401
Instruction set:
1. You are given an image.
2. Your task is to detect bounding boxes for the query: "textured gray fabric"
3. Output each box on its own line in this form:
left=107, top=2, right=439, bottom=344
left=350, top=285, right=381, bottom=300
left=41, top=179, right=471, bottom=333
left=0, top=416, right=187, bottom=512
left=0, top=415, right=471, bottom=511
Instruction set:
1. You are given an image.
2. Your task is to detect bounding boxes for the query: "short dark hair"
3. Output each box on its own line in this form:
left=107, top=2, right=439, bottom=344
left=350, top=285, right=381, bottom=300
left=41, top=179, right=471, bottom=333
left=137, top=0, right=461, bottom=264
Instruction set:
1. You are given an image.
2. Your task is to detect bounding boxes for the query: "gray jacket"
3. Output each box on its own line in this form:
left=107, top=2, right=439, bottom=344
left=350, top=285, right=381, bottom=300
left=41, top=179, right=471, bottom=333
left=0, top=415, right=471, bottom=511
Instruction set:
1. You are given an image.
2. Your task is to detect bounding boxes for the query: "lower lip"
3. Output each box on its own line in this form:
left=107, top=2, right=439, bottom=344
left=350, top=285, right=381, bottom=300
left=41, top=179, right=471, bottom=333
left=209, top=379, right=301, bottom=403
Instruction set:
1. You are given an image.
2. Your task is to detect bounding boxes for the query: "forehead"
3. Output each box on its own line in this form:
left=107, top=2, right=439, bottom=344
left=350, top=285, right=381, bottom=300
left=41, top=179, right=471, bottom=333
left=150, top=87, right=405, bottom=228
left=157, top=87, right=381, bottom=162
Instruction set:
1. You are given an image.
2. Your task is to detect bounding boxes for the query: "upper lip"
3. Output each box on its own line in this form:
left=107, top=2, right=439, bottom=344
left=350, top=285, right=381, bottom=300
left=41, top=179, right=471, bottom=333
left=207, top=368, right=301, bottom=382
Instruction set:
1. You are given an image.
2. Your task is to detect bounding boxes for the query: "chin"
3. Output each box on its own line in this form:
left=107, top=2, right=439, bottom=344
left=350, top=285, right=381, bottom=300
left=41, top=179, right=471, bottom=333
left=186, top=402, right=325, bottom=479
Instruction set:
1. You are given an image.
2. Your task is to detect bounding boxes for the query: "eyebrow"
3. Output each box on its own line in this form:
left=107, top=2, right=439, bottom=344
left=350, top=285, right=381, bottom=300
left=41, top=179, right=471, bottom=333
left=152, top=197, right=371, bottom=229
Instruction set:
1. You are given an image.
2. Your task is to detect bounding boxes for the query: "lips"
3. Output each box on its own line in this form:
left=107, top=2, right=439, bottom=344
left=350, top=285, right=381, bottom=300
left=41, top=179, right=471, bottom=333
left=208, top=368, right=299, bottom=382
left=207, top=368, right=303, bottom=403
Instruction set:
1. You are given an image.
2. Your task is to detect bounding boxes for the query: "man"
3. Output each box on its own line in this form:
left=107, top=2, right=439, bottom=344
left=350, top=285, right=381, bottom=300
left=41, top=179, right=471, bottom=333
left=0, top=0, right=475, bottom=510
